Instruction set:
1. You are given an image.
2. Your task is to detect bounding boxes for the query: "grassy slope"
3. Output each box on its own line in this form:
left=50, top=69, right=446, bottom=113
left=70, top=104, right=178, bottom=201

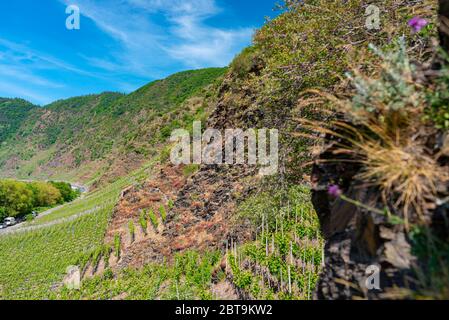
left=50, top=186, right=321, bottom=300
left=56, top=251, right=223, bottom=300
left=0, top=169, right=140, bottom=298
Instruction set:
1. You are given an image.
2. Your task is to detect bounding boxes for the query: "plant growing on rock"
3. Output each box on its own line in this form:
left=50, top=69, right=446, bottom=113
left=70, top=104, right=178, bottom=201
left=347, top=38, right=424, bottom=119
left=114, top=233, right=121, bottom=259
left=91, top=247, right=103, bottom=273
left=300, top=4, right=449, bottom=297
left=159, top=205, right=167, bottom=223
left=167, top=199, right=174, bottom=210
left=300, top=37, right=449, bottom=228
left=148, top=209, right=159, bottom=231
left=128, top=220, right=135, bottom=243
left=139, top=210, right=148, bottom=235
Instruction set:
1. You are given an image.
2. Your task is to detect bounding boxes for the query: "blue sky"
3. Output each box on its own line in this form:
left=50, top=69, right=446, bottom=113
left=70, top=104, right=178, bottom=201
left=0, top=0, right=278, bottom=105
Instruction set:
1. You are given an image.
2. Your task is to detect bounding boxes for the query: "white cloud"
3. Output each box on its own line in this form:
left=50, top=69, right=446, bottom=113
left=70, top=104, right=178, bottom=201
left=0, top=38, right=119, bottom=104
left=127, top=0, right=220, bottom=19
left=0, top=38, right=94, bottom=77
left=60, top=0, right=254, bottom=72
left=0, top=39, right=72, bottom=104
left=166, top=28, right=253, bottom=68
left=0, top=64, right=64, bottom=89
left=0, top=81, right=53, bottom=105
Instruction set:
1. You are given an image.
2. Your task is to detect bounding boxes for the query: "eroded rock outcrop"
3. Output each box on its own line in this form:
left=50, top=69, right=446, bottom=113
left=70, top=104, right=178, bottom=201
left=311, top=149, right=418, bottom=299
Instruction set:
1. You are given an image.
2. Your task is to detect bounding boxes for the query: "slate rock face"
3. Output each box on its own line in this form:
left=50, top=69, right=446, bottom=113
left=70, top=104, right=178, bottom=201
left=439, top=0, right=449, bottom=53
left=311, top=147, right=417, bottom=299
left=310, top=4, right=449, bottom=298
left=310, top=124, right=449, bottom=299
left=308, top=119, right=422, bottom=299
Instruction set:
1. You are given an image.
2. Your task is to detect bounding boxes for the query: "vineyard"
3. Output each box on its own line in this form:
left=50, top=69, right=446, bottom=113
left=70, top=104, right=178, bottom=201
left=0, top=162, right=154, bottom=299
left=227, top=185, right=323, bottom=300
left=44, top=185, right=322, bottom=300
left=56, top=251, right=222, bottom=300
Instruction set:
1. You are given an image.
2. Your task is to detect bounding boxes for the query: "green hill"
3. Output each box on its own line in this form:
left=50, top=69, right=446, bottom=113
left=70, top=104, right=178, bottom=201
left=0, top=98, right=37, bottom=144
left=0, top=68, right=226, bottom=184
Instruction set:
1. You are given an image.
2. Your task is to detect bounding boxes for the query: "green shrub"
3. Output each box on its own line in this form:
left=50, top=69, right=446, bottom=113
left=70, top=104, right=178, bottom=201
left=91, top=247, right=103, bottom=271
left=28, top=182, right=62, bottom=207
left=0, top=180, right=34, bottom=218
left=114, top=233, right=121, bottom=259
left=347, top=38, right=423, bottom=117
left=49, top=181, right=80, bottom=203
left=159, top=205, right=167, bottom=223
left=230, top=46, right=259, bottom=78
left=182, top=164, right=199, bottom=177
left=0, top=180, right=79, bottom=220
left=425, top=57, right=449, bottom=129
left=102, top=268, right=114, bottom=280
left=103, top=245, right=112, bottom=268
left=160, top=145, right=172, bottom=164
left=0, top=207, right=6, bottom=222
left=168, top=199, right=174, bottom=210
left=128, top=220, right=135, bottom=243
left=139, top=210, right=148, bottom=234
left=148, top=209, right=159, bottom=231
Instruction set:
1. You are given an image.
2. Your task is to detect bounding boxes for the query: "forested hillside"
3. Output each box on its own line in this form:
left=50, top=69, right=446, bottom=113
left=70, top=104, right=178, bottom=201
left=0, top=98, right=37, bottom=143
left=0, top=68, right=226, bottom=185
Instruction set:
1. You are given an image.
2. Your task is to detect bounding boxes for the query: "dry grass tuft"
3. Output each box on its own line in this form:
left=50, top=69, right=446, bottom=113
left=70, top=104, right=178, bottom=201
left=356, top=135, right=446, bottom=226
left=297, top=114, right=448, bottom=229
left=295, top=37, right=449, bottom=228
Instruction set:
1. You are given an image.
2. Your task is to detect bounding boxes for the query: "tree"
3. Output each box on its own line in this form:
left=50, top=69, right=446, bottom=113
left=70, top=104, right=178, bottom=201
left=28, top=182, right=62, bottom=208
left=0, top=207, right=7, bottom=222
left=49, top=181, right=79, bottom=203
left=0, top=180, right=34, bottom=218
left=0, top=180, right=71, bottom=220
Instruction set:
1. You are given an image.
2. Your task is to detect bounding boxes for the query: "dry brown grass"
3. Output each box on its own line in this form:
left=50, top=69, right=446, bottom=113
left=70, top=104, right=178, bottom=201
left=356, top=132, right=445, bottom=226
left=297, top=111, right=448, bottom=229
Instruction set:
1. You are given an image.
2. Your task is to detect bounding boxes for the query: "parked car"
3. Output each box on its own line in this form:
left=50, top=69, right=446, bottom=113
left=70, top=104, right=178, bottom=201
left=4, top=217, right=16, bottom=227
left=0, top=223, right=6, bottom=229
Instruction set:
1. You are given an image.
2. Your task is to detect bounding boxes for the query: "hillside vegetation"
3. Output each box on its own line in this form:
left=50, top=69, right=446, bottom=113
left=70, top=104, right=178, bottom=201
left=0, top=180, right=79, bottom=221
left=1, top=0, right=448, bottom=301
left=0, top=68, right=226, bottom=185
left=0, top=98, right=37, bottom=143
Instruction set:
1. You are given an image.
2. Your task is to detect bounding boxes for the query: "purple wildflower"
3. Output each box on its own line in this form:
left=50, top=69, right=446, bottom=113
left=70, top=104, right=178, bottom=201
left=408, top=16, right=428, bottom=33
left=328, top=185, right=342, bottom=198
